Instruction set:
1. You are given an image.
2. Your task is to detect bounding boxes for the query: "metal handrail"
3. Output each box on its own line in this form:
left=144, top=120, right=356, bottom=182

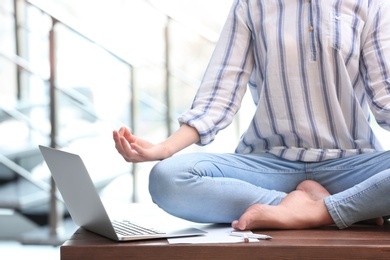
left=0, top=51, right=123, bottom=129
left=0, top=51, right=48, bottom=81
left=25, top=0, right=137, bottom=135
left=2, top=0, right=222, bottom=244
left=0, top=154, right=63, bottom=202
left=3, top=0, right=137, bottom=243
left=26, top=0, right=135, bottom=69
left=146, top=0, right=218, bottom=135
left=23, top=0, right=219, bottom=136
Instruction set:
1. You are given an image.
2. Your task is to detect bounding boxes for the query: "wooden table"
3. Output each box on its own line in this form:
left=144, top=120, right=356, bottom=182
left=61, top=224, right=390, bottom=259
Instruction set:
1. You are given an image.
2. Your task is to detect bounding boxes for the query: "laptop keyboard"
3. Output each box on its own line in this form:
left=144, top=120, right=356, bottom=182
left=112, top=220, right=164, bottom=236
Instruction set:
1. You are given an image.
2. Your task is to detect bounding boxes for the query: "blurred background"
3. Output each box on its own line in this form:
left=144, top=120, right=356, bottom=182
left=2, top=0, right=390, bottom=258
left=0, top=0, right=254, bottom=257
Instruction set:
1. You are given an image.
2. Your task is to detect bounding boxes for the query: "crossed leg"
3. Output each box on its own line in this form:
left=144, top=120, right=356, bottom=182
left=231, top=180, right=334, bottom=230
left=232, top=179, right=388, bottom=230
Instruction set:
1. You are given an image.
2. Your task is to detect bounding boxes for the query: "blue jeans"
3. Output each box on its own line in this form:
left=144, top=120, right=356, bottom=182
left=149, top=151, right=390, bottom=229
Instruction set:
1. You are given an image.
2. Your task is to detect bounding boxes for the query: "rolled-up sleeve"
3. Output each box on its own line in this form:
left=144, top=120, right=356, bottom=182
left=178, top=0, right=254, bottom=145
left=362, top=1, right=390, bottom=130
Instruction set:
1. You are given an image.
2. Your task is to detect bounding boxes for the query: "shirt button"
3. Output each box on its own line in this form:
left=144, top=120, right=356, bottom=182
left=309, top=26, right=314, bottom=32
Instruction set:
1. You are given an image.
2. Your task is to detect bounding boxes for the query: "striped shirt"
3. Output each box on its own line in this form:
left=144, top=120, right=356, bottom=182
left=178, top=0, right=390, bottom=162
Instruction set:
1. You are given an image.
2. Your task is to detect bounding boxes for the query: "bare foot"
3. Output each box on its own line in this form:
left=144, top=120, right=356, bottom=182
left=296, top=181, right=384, bottom=226
left=232, top=181, right=334, bottom=230
left=296, top=180, right=331, bottom=200
left=376, top=217, right=385, bottom=226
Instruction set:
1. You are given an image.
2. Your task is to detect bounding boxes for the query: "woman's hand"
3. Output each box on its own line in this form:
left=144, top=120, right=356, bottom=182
left=113, top=126, right=170, bottom=163
left=113, top=124, right=200, bottom=163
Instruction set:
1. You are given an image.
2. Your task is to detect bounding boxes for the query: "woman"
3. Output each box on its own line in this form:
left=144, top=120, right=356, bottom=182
left=114, top=0, right=390, bottom=230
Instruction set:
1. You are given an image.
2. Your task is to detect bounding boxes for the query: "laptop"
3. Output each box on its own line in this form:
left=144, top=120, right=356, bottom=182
left=38, top=145, right=206, bottom=241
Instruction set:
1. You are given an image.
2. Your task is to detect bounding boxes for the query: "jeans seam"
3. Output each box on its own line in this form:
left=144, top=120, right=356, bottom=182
left=325, top=196, right=348, bottom=229
left=325, top=174, right=390, bottom=228
left=333, top=175, right=390, bottom=204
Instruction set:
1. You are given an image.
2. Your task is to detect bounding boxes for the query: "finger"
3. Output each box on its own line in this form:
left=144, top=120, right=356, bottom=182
left=113, top=131, right=124, bottom=152
left=130, top=143, right=143, bottom=155
left=131, top=143, right=153, bottom=161
left=113, top=130, right=121, bottom=143
left=231, top=220, right=245, bottom=231
left=117, top=126, right=131, bottom=140
left=122, top=127, right=131, bottom=138
left=113, top=129, right=141, bottom=163
left=118, top=126, right=128, bottom=138
left=120, top=136, right=140, bottom=161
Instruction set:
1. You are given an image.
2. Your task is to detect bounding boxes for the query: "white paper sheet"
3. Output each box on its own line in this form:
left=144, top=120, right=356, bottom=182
left=167, top=224, right=260, bottom=244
